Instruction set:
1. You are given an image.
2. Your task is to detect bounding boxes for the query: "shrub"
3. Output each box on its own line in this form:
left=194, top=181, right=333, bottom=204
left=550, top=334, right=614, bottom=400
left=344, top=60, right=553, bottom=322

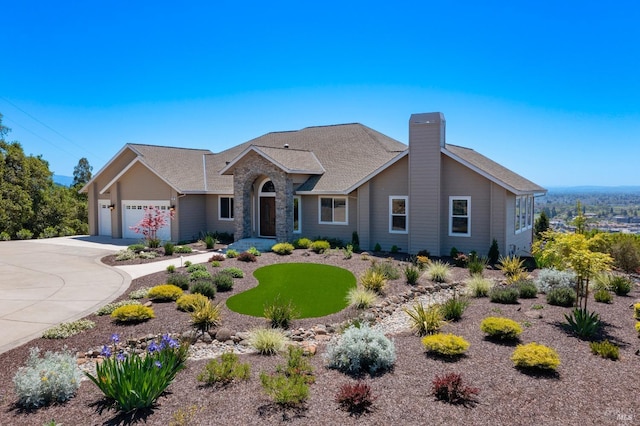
left=371, top=261, right=401, bottom=280
left=174, top=245, right=193, bottom=254
left=373, top=243, right=382, bottom=252
left=335, top=381, right=377, bottom=415
left=138, top=251, right=158, bottom=259
left=190, top=280, right=216, bottom=299
left=547, top=287, right=577, bottom=307
left=440, top=295, right=469, bottom=321
left=310, top=240, right=331, bottom=254
left=343, top=244, right=354, bottom=259
left=13, top=347, right=83, bottom=408
left=166, top=273, right=190, bottom=290
left=325, top=324, right=396, bottom=375
left=189, top=270, right=213, bottom=281
left=248, top=328, right=289, bottom=355
left=148, top=284, right=183, bottom=301
left=480, top=317, right=523, bottom=340
left=421, top=333, right=470, bottom=357
left=498, top=255, right=526, bottom=280
left=564, top=308, right=600, bottom=339
left=225, top=249, right=239, bottom=258
left=190, top=298, right=221, bottom=333
left=636, top=322, right=640, bottom=335
left=176, top=293, right=209, bottom=312
left=453, top=253, right=468, bottom=267
left=264, top=295, right=298, bottom=329
left=184, top=260, right=192, bottom=267
left=589, top=340, right=619, bottom=360
left=634, top=303, right=640, bottom=320
left=426, top=260, right=451, bottom=283
left=42, top=320, right=95, bottom=339
left=415, top=255, right=430, bottom=269
left=404, top=303, right=444, bottom=336
left=511, top=342, right=560, bottom=371
left=237, top=251, right=257, bottom=262
left=594, top=289, right=613, bottom=303
left=212, top=272, right=234, bottom=292
left=360, top=269, right=387, bottom=293
left=220, top=266, right=244, bottom=278
left=111, top=305, right=155, bottom=323
left=187, top=263, right=208, bottom=273
left=260, top=346, right=312, bottom=406
left=431, top=373, right=479, bottom=405
left=609, top=233, right=640, bottom=273
left=85, top=334, right=188, bottom=412
left=516, top=280, right=538, bottom=299
left=610, top=275, right=632, bottom=296
left=488, top=239, right=500, bottom=264
left=271, top=242, right=294, bottom=255
left=163, top=242, right=175, bottom=255
left=390, top=245, right=399, bottom=253
left=465, top=276, right=493, bottom=297
left=41, top=226, right=58, bottom=238
left=115, top=249, right=136, bottom=261
left=204, top=234, right=216, bottom=250
left=166, top=264, right=176, bottom=273
left=468, top=255, right=487, bottom=276
left=15, top=228, right=32, bottom=240
left=211, top=261, right=221, bottom=268
left=96, top=299, right=141, bottom=315
left=276, top=345, right=315, bottom=384
left=489, top=286, right=519, bottom=304
left=346, top=287, right=379, bottom=309
left=128, top=243, right=146, bottom=253
left=534, top=268, right=576, bottom=293
left=197, top=352, right=250, bottom=386
left=209, top=253, right=225, bottom=262
left=293, top=237, right=312, bottom=249
left=246, top=246, right=261, bottom=256
left=0, top=231, right=11, bottom=241
left=404, top=264, right=421, bottom=285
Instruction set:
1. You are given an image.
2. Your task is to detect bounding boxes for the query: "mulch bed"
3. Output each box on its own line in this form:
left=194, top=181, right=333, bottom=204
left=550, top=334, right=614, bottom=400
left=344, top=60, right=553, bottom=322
left=1, top=250, right=638, bottom=426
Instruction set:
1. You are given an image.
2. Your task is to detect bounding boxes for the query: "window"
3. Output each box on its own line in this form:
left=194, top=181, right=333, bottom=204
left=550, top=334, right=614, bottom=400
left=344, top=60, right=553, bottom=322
left=219, top=196, right=234, bottom=220
left=389, top=196, right=408, bottom=233
left=293, top=196, right=301, bottom=233
left=515, top=195, right=534, bottom=233
left=449, top=196, right=471, bottom=237
left=319, top=197, right=348, bottom=224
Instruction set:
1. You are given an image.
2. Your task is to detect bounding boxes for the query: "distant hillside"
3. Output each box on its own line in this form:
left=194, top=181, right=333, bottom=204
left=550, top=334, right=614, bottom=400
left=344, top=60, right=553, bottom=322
left=53, top=174, right=74, bottom=187
left=547, top=186, right=640, bottom=194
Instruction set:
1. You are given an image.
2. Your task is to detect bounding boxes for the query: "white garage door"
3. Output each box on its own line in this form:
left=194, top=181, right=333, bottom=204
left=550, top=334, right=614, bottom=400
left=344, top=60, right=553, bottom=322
left=122, top=201, right=172, bottom=241
left=98, top=201, right=112, bottom=236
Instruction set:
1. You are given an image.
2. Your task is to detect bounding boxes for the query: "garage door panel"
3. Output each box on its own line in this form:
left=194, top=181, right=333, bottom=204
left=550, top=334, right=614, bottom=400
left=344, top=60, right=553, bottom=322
left=122, top=201, right=171, bottom=241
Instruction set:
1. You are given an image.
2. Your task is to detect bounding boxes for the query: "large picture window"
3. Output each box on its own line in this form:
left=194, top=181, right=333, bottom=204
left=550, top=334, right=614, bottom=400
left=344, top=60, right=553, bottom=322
left=219, top=196, right=234, bottom=220
left=319, top=197, right=348, bottom=224
left=389, top=196, right=408, bottom=233
left=515, top=195, right=534, bottom=234
left=449, top=196, right=471, bottom=237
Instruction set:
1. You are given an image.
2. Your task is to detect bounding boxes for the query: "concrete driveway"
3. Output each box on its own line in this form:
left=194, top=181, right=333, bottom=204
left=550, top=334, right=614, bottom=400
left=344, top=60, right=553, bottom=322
left=0, top=236, right=133, bottom=354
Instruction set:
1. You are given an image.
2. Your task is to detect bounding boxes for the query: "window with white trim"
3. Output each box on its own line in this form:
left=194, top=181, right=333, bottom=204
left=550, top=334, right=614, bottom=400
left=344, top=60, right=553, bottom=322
left=449, top=196, right=471, bottom=237
left=293, top=196, right=301, bottom=233
left=389, top=196, right=408, bottom=233
left=515, top=195, right=534, bottom=233
left=219, top=196, right=234, bottom=220
left=319, top=197, right=348, bottom=224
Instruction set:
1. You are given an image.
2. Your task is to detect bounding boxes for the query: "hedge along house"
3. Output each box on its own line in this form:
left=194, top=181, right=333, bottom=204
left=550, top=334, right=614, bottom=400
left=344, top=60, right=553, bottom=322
left=82, top=112, right=546, bottom=256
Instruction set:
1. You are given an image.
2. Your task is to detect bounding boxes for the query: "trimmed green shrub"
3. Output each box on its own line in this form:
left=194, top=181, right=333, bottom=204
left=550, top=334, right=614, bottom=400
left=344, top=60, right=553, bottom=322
left=421, top=333, right=469, bottom=357
left=431, top=373, right=479, bottom=405
left=488, top=239, right=500, bottom=264
left=190, top=280, right=216, bottom=299
left=189, top=270, right=213, bottom=281
left=248, top=328, right=289, bottom=355
left=325, top=324, right=396, bottom=375
left=310, top=240, right=331, bottom=254
left=589, top=340, right=619, bottom=360
left=13, top=347, right=83, bottom=408
left=360, top=269, right=387, bottom=294
left=0, top=231, right=11, bottom=241
left=187, top=263, right=208, bottom=273
left=611, top=275, right=632, bottom=296
left=220, top=266, right=244, bottom=278
left=511, top=342, right=560, bottom=371
left=42, top=320, right=95, bottom=339
left=176, top=293, right=209, bottom=312
left=237, top=251, right=257, bottom=262
left=96, top=300, right=141, bottom=315
left=204, top=234, right=216, bottom=250
left=15, top=229, right=33, bottom=240
left=516, top=280, right=538, bottom=299
left=166, top=264, right=176, bottom=273
left=163, top=242, right=175, bottom=255
left=404, top=264, right=421, bottom=285
left=271, top=242, right=294, bottom=255
left=225, top=249, right=239, bottom=258
left=293, top=237, right=312, bottom=249
left=440, top=295, right=469, bottom=321
left=128, top=243, right=146, bottom=252
left=166, top=273, right=190, bottom=290
left=547, top=287, right=577, bottom=307
left=147, top=284, right=183, bottom=301
left=211, top=260, right=221, bottom=268
left=212, top=272, right=234, bottom=292
left=404, top=303, right=444, bottom=336
left=247, top=246, right=261, bottom=256
left=264, top=295, right=298, bottom=329
left=346, top=287, right=379, bottom=309
left=468, top=255, right=487, bottom=276
left=174, top=245, right=193, bottom=254
left=426, top=260, right=451, bottom=283
left=534, top=268, right=576, bottom=293
left=480, top=317, right=523, bottom=340
left=489, top=286, right=519, bottom=304
left=197, top=352, right=250, bottom=385
left=371, top=261, right=401, bottom=280
left=593, top=289, right=613, bottom=303
left=111, top=305, right=155, bottom=322
left=465, top=276, right=493, bottom=297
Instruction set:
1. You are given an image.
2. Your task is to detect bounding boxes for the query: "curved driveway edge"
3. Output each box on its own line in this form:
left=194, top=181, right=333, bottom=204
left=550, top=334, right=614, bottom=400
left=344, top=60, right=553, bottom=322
left=0, top=236, right=133, bottom=354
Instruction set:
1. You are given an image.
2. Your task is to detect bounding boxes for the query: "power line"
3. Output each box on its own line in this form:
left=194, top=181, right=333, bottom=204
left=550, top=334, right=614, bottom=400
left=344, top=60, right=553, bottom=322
left=3, top=116, right=81, bottom=161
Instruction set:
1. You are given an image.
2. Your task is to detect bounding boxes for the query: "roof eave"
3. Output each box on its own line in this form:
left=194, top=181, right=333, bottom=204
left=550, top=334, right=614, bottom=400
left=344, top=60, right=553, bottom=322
left=79, top=144, right=134, bottom=193
left=99, top=157, right=182, bottom=194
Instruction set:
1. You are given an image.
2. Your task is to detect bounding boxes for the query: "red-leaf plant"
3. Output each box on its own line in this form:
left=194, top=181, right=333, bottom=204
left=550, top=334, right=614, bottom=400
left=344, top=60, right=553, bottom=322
left=128, top=206, right=174, bottom=246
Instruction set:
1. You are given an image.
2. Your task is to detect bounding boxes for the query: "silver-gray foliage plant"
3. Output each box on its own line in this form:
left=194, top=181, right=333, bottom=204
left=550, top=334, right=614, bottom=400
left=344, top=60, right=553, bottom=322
left=13, top=347, right=83, bottom=408
left=534, top=268, right=576, bottom=294
left=324, top=324, right=396, bottom=375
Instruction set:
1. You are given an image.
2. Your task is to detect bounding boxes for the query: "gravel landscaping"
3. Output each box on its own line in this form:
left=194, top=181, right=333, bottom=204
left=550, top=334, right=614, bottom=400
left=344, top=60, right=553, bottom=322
left=1, top=249, right=638, bottom=426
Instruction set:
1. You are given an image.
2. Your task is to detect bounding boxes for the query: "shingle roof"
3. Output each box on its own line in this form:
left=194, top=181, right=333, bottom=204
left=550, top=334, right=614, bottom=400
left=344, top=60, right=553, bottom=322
left=221, top=146, right=325, bottom=175
left=443, top=144, right=546, bottom=194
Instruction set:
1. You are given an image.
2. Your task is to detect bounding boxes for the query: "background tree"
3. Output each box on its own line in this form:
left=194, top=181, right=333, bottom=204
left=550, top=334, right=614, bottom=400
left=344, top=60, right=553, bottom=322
left=534, top=210, right=549, bottom=239
left=72, top=157, right=92, bottom=190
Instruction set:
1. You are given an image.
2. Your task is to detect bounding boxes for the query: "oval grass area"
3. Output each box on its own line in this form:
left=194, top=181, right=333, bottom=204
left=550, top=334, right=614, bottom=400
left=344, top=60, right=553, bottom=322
left=226, top=263, right=356, bottom=318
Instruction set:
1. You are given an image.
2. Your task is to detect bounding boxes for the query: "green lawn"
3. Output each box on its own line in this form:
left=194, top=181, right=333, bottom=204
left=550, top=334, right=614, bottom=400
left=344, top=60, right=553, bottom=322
left=226, top=263, right=356, bottom=318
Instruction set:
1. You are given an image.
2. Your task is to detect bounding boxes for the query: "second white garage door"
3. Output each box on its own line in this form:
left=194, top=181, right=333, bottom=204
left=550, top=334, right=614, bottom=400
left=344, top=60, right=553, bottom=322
left=122, top=201, right=172, bottom=241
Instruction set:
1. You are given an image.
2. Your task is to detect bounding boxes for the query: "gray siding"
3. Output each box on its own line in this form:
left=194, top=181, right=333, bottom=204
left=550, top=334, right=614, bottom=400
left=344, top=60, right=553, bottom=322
left=357, top=182, right=371, bottom=250
left=297, top=192, right=358, bottom=243
left=490, top=183, right=507, bottom=258
left=177, top=194, right=206, bottom=242
left=205, top=195, right=236, bottom=236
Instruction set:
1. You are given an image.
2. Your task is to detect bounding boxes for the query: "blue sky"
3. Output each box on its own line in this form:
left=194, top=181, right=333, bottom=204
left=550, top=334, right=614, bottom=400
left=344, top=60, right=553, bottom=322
left=1, top=1, right=639, bottom=187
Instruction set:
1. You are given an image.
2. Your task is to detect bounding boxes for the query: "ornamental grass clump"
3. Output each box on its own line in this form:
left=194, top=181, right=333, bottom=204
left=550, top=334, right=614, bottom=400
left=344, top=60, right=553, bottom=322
left=421, top=333, right=470, bottom=358
left=325, top=324, right=396, bottom=376
left=589, top=340, right=619, bottom=360
left=610, top=275, right=632, bottom=296
left=511, top=342, right=560, bottom=371
left=360, top=269, right=387, bottom=294
left=147, top=284, right=183, bottom=302
left=465, top=275, right=494, bottom=297
left=85, top=334, right=188, bottom=412
left=403, top=264, right=421, bottom=285
left=42, top=319, right=95, bottom=339
left=346, top=287, right=379, bottom=309
left=371, top=261, right=401, bottom=280
left=248, top=328, right=289, bottom=355
left=403, top=302, right=444, bottom=336
left=197, top=352, right=250, bottom=386
left=426, top=260, right=451, bottom=283
left=225, top=249, right=239, bottom=258
left=593, top=289, right=613, bottom=304
left=264, top=295, right=298, bottom=329
left=13, top=347, right=83, bottom=408
left=480, top=317, right=523, bottom=341
left=111, top=304, right=155, bottom=323
left=440, top=294, right=469, bottom=321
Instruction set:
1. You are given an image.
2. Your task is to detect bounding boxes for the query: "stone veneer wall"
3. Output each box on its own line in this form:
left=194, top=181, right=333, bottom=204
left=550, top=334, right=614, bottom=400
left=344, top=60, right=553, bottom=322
left=232, top=152, right=294, bottom=242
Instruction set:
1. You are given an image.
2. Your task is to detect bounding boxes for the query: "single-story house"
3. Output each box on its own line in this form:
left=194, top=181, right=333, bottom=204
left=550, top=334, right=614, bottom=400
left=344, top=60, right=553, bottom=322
left=81, top=112, right=546, bottom=256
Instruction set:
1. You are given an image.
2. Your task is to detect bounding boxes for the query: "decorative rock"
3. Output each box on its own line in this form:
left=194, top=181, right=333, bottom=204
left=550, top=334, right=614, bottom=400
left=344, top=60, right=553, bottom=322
left=300, top=341, right=317, bottom=356
left=144, top=301, right=153, bottom=307
left=201, top=333, right=213, bottom=344
left=236, top=331, right=251, bottom=341
left=215, top=327, right=234, bottom=342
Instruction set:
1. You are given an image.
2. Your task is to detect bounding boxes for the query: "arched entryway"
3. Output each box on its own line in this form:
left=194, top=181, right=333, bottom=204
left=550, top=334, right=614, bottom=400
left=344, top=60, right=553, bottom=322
left=258, top=179, right=276, bottom=237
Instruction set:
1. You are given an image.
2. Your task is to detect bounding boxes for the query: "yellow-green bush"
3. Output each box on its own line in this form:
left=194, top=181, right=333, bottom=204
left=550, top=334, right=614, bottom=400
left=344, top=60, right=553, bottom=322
left=511, top=342, right=560, bottom=371
left=111, top=305, right=155, bottom=323
left=635, top=321, right=640, bottom=335
left=310, top=240, right=331, bottom=254
left=421, top=333, right=470, bottom=357
left=480, top=317, right=523, bottom=340
left=634, top=303, right=640, bottom=320
left=176, top=293, right=209, bottom=312
left=360, top=269, right=387, bottom=293
left=271, top=242, right=294, bottom=255
left=147, top=284, right=184, bottom=301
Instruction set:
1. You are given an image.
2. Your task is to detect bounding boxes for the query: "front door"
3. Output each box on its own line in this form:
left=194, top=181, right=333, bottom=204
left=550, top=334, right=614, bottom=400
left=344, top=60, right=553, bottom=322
left=260, top=197, right=276, bottom=237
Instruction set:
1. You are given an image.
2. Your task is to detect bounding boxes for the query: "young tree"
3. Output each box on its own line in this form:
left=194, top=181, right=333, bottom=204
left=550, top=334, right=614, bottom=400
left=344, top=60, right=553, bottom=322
left=129, top=206, right=175, bottom=247
left=72, top=157, right=92, bottom=190
left=534, top=210, right=549, bottom=240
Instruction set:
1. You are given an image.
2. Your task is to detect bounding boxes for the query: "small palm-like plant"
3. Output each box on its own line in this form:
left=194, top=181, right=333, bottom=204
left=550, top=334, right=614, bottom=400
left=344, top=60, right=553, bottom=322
left=564, top=308, right=600, bottom=339
left=498, top=255, right=526, bottom=281
left=403, top=303, right=444, bottom=336
left=190, top=298, right=221, bottom=334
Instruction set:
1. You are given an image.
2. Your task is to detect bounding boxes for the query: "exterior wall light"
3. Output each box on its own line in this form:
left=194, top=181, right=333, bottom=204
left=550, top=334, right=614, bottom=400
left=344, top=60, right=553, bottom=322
left=108, top=204, right=116, bottom=211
